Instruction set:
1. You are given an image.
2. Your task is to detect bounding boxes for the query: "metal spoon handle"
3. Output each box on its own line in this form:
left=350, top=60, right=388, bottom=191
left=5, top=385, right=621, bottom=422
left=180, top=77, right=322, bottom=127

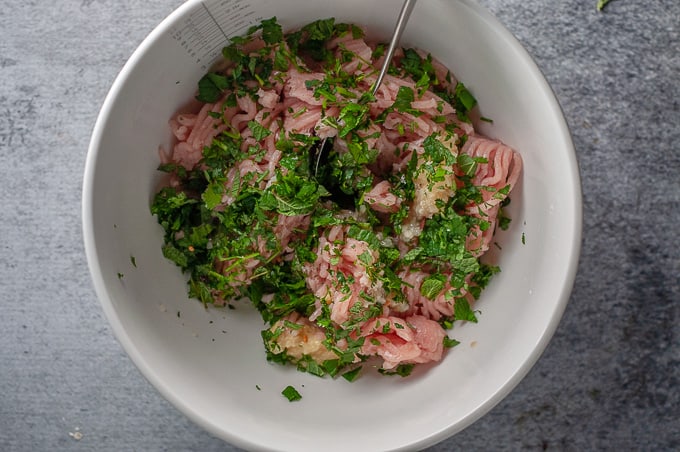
left=372, top=0, right=418, bottom=95
left=312, top=0, right=417, bottom=179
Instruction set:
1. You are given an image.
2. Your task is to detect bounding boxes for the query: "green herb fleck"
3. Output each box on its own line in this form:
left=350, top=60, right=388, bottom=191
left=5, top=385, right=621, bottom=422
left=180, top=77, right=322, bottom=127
left=443, top=336, right=460, bottom=348
left=454, top=82, right=477, bottom=112
left=420, top=274, right=446, bottom=300
left=497, top=209, right=512, bottom=230
left=259, top=17, right=284, bottom=45
left=196, top=73, right=229, bottom=103
left=393, top=86, right=415, bottom=113
left=378, top=363, right=415, bottom=377
left=341, top=366, right=362, bottom=382
left=248, top=120, right=272, bottom=141
left=281, top=385, right=302, bottom=402
left=454, top=298, right=478, bottom=323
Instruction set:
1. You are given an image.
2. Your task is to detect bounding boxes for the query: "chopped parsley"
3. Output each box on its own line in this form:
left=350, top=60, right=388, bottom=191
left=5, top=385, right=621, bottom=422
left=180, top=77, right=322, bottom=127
left=443, top=336, right=460, bottom=348
left=454, top=82, right=477, bottom=116
left=454, top=297, right=478, bottom=323
left=248, top=120, right=272, bottom=141
left=497, top=210, right=512, bottom=230
left=196, top=73, right=230, bottom=103
left=378, top=363, right=415, bottom=377
left=281, top=385, right=302, bottom=402
left=341, top=366, right=362, bottom=382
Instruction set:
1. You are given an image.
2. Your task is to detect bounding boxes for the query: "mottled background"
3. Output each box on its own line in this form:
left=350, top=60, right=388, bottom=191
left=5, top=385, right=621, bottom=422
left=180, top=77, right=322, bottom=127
left=1, top=0, right=678, bottom=450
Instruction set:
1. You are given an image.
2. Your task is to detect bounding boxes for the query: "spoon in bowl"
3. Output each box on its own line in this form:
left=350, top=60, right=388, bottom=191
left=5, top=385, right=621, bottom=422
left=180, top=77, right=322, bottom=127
left=310, top=0, right=418, bottom=181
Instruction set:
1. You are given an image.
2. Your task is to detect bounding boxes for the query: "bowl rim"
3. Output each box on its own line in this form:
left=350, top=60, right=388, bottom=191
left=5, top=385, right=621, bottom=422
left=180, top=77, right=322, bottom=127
left=82, top=0, right=583, bottom=449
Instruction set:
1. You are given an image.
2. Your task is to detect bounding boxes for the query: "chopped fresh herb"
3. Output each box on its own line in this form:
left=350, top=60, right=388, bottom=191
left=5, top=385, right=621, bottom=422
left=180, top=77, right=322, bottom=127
left=443, top=336, right=460, bottom=348
left=470, top=264, right=500, bottom=297
left=497, top=209, right=512, bottom=230
left=161, top=243, right=189, bottom=268
left=522, top=232, right=526, bottom=244
left=457, top=153, right=478, bottom=177
left=196, top=72, right=229, bottom=103
left=341, top=366, right=362, bottom=382
left=337, top=103, right=370, bottom=137
left=454, top=82, right=477, bottom=113
left=281, top=385, right=302, bottom=402
left=393, top=86, right=416, bottom=114
left=297, top=355, right=325, bottom=377
left=420, top=274, right=446, bottom=300
left=378, top=363, right=415, bottom=377
left=259, top=17, right=284, bottom=45
left=303, top=18, right=336, bottom=41
left=259, top=171, right=327, bottom=216
left=423, top=134, right=456, bottom=165
left=130, top=255, right=137, bottom=267
left=201, top=181, right=223, bottom=210
left=248, top=120, right=272, bottom=141
left=454, top=297, right=478, bottom=323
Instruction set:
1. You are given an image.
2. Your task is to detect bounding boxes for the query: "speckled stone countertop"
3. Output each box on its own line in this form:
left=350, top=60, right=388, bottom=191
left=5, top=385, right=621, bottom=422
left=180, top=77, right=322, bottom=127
left=1, top=1, right=678, bottom=450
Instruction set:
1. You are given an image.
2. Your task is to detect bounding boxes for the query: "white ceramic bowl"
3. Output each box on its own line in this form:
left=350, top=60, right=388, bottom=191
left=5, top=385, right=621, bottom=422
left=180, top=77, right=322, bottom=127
left=83, top=0, right=582, bottom=450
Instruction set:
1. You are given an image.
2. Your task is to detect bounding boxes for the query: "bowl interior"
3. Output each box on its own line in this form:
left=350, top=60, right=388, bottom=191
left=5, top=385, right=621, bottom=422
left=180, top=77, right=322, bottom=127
left=83, top=0, right=581, bottom=450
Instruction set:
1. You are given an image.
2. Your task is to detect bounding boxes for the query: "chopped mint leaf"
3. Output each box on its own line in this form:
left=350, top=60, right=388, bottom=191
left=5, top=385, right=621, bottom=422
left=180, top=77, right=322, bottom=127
left=260, top=17, right=283, bottom=45
left=454, top=82, right=477, bottom=113
left=457, top=154, right=478, bottom=177
left=443, top=336, right=460, bottom=348
left=196, top=72, right=229, bottom=103
left=498, top=210, right=512, bottom=230
left=303, top=18, right=336, bottom=41
left=248, top=120, right=272, bottom=141
left=378, top=363, right=415, bottom=377
left=161, top=243, right=189, bottom=268
left=423, top=134, right=456, bottom=165
left=201, top=181, right=223, bottom=210
left=258, top=172, right=325, bottom=216
left=420, top=274, right=446, bottom=300
left=341, top=366, right=362, bottom=382
left=454, top=297, right=478, bottom=323
left=394, top=86, right=415, bottom=113
left=281, top=385, right=302, bottom=402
